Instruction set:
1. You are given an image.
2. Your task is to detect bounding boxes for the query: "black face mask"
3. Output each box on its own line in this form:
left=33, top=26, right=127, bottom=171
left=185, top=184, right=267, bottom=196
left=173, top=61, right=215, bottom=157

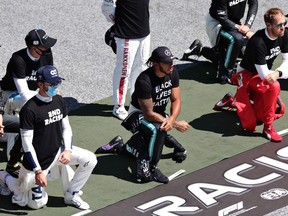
left=35, top=47, right=51, bottom=56
left=42, top=48, right=52, bottom=56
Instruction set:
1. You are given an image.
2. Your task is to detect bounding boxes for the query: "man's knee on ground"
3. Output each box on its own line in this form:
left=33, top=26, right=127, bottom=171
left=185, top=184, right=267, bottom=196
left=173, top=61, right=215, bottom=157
left=27, top=185, right=48, bottom=209
left=12, top=185, right=48, bottom=209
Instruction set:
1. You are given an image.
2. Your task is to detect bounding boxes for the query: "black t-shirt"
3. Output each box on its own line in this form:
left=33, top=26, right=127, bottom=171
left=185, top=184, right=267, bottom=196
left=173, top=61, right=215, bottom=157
left=131, top=67, right=179, bottom=116
left=1, top=48, right=53, bottom=91
left=114, top=0, right=150, bottom=39
left=209, top=0, right=258, bottom=31
left=20, top=95, right=67, bottom=171
left=240, top=28, right=288, bottom=73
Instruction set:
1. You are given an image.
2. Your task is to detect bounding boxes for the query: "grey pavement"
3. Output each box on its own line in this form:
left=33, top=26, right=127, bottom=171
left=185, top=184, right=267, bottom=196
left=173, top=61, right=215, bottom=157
left=0, top=0, right=286, bottom=109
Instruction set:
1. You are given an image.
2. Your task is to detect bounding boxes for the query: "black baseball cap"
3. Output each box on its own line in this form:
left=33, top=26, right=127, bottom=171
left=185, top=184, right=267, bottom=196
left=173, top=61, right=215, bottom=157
left=25, top=29, right=57, bottom=48
left=148, top=46, right=178, bottom=63
left=36, top=65, right=64, bottom=85
left=105, top=25, right=116, bottom=54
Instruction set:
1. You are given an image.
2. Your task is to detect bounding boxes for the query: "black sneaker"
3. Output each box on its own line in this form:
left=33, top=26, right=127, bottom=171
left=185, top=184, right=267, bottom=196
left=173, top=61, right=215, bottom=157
left=150, top=166, right=169, bottom=184
left=165, top=134, right=186, bottom=163
left=227, top=68, right=236, bottom=79
left=136, top=159, right=153, bottom=183
left=182, top=39, right=202, bottom=60
left=217, top=75, right=230, bottom=85
left=172, top=149, right=187, bottom=163
left=94, top=135, right=124, bottom=154
left=217, top=68, right=234, bottom=85
left=5, top=163, right=21, bottom=178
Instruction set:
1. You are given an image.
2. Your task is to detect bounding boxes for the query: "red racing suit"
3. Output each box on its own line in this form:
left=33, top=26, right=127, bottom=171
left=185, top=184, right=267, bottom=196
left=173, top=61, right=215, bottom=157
left=231, top=69, right=285, bottom=132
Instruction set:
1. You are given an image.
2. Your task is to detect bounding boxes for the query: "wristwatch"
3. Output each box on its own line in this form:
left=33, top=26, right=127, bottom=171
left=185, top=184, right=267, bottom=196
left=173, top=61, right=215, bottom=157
left=277, top=70, right=283, bottom=77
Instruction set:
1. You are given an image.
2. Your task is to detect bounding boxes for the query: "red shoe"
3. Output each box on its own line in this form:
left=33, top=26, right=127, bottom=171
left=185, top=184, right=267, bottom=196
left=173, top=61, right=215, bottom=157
left=263, top=124, right=282, bottom=142
left=213, top=93, right=234, bottom=111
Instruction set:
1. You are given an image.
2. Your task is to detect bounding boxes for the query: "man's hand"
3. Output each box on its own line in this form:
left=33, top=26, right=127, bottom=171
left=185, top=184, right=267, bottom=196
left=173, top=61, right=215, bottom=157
left=160, top=117, right=174, bottom=132
left=58, top=150, right=71, bottom=164
left=173, top=120, right=190, bottom=132
left=265, top=71, right=280, bottom=84
left=35, top=171, right=47, bottom=187
left=238, top=24, right=250, bottom=35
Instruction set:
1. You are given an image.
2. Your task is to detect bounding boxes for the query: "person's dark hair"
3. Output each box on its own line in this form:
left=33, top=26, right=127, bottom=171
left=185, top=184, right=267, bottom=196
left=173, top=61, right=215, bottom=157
left=264, top=8, right=284, bottom=24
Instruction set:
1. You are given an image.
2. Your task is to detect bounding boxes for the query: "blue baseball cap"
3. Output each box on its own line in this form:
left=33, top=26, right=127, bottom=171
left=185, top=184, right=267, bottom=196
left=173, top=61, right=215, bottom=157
left=36, top=65, right=64, bottom=84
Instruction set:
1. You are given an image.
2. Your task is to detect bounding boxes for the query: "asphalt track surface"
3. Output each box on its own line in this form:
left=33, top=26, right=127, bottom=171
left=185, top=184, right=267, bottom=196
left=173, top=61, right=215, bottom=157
left=0, top=0, right=287, bottom=110
left=92, top=136, right=288, bottom=216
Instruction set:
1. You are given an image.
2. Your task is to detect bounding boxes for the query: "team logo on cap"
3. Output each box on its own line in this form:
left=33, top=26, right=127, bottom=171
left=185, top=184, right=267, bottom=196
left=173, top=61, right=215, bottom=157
left=33, top=41, right=40, bottom=46
left=165, top=50, right=172, bottom=56
left=43, top=34, right=49, bottom=40
left=50, top=69, right=58, bottom=76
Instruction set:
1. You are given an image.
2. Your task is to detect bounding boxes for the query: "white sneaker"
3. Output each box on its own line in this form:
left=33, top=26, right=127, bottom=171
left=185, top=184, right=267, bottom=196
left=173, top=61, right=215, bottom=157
left=64, top=192, right=90, bottom=210
left=112, top=105, right=128, bottom=120
left=78, top=190, right=83, bottom=196
left=0, top=179, right=11, bottom=196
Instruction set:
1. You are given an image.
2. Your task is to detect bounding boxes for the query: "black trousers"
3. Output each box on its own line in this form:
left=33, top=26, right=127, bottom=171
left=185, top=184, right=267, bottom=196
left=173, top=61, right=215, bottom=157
left=125, top=121, right=166, bottom=166
left=3, top=113, right=22, bottom=164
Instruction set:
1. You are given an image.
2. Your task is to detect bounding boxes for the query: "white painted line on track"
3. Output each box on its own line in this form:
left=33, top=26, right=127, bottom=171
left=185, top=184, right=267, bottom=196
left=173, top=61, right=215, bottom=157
left=168, top=169, right=186, bottom=181
left=71, top=209, right=92, bottom=216
left=278, top=128, right=288, bottom=136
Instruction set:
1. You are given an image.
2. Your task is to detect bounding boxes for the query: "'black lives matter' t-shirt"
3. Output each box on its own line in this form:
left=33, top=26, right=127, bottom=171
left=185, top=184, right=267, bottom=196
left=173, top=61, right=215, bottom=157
left=131, top=67, right=179, bottom=117
left=1, top=48, right=53, bottom=91
left=240, top=28, right=288, bottom=73
left=20, top=95, right=67, bottom=171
